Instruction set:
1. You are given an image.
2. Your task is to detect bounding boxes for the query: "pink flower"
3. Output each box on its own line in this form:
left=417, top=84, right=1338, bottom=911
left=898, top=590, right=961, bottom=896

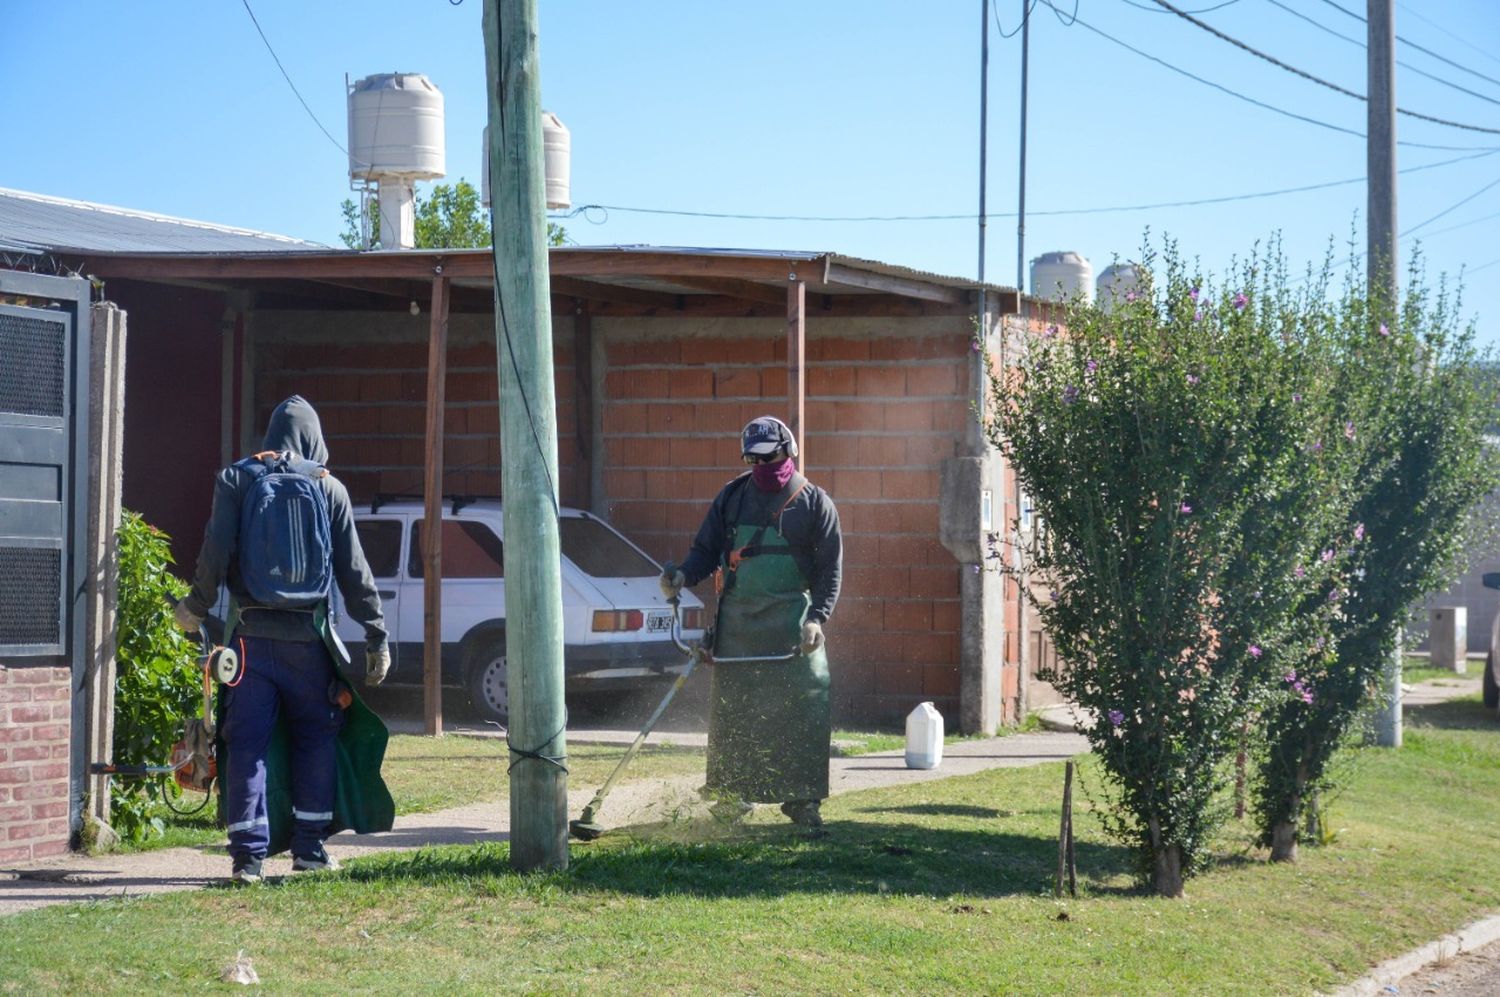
left=1189, top=286, right=1201, bottom=301
left=1293, top=565, right=1306, bottom=579
left=1179, top=502, right=1193, bottom=514
left=1125, top=291, right=1138, bottom=303
left=1292, top=393, right=1302, bottom=403
left=1353, top=523, right=1365, bottom=541
left=1062, top=385, right=1080, bottom=405
left=1379, top=323, right=1390, bottom=336
left=1320, top=549, right=1335, bottom=562
left=1232, top=292, right=1249, bottom=310
left=1107, top=709, right=1125, bottom=727
left=1193, top=309, right=1203, bottom=322
left=1344, top=421, right=1356, bottom=440
left=1187, top=373, right=1200, bottom=385
left=1044, top=324, right=1059, bottom=339
left=1086, top=359, right=1099, bottom=373
left=1248, top=644, right=1263, bottom=658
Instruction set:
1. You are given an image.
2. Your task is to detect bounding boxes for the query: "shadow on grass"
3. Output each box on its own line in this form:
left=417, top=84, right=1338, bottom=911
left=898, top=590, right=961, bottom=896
left=338, top=818, right=1137, bottom=901
left=856, top=804, right=1006, bottom=820
left=1407, top=696, right=1496, bottom=731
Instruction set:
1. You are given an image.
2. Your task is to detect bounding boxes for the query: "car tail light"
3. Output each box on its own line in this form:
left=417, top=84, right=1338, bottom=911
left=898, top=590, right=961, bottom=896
left=682, top=608, right=704, bottom=630
left=592, top=609, right=644, bottom=632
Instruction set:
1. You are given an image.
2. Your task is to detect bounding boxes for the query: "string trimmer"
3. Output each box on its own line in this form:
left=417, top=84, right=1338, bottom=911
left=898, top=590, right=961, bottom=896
left=568, top=569, right=799, bottom=842
left=90, top=621, right=240, bottom=815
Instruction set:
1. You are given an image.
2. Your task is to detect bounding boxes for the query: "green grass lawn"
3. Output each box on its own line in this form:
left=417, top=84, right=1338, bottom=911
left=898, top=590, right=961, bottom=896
left=15, top=698, right=1500, bottom=993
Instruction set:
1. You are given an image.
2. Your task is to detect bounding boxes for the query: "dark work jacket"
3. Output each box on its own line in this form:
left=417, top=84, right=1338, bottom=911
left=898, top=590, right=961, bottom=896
left=679, top=471, right=843, bottom=625
left=181, top=396, right=388, bottom=653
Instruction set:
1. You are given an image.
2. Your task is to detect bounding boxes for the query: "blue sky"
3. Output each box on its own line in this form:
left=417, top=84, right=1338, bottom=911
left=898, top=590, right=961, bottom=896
left=4, top=0, right=1498, bottom=348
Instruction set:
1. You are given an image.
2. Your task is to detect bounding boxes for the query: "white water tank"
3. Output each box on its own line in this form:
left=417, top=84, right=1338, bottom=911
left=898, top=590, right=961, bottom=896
left=1030, top=251, right=1093, bottom=303
left=347, top=73, right=446, bottom=250
left=481, top=111, right=572, bottom=211
left=1096, top=262, right=1145, bottom=311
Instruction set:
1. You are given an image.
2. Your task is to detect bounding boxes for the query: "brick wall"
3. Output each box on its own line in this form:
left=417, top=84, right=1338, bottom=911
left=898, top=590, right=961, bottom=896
left=599, top=322, right=973, bottom=725
left=253, top=315, right=583, bottom=506
left=0, top=665, right=73, bottom=863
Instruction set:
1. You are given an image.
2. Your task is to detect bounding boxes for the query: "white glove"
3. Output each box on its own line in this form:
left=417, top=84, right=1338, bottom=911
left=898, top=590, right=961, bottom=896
left=173, top=599, right=203, bottom=635
left=659, top=569, right=685, bottom=600
left=366, top=646, right=391, bottom=687
left=800, top=621, right=825, bottom=654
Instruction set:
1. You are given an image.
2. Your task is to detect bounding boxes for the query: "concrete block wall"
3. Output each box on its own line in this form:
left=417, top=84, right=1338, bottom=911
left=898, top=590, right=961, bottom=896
left=598, top=322, right=974, bottom=725
left=0, top=665, right=73, bottom=863
left=254, top=316, right=584, bottom=507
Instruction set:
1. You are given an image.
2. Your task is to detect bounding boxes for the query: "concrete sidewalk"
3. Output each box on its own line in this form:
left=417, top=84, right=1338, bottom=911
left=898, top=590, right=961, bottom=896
left=0, top=729, right=1086, bottom=916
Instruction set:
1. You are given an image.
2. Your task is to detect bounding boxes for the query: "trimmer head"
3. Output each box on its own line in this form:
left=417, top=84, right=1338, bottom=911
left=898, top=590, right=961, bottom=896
left=568, top=818, right=605, bottom=841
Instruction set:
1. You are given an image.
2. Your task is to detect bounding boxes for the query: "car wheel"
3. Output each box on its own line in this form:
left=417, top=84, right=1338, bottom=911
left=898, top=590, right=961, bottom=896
left=466, top=636, right=509, bottom=724
left=1484, top=653, right=1498, bottom=710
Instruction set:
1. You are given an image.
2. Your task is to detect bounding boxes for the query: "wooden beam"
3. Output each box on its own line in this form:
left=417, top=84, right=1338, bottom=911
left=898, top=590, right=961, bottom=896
left=823, top=262, right=970, bottom=305
left=549, top=275, right=684, bottom=310
left=573, top=302, right=593, bottom=510
left=422, top=274, right=450, bottom=737
left=560, top=293, right=980, bottom=320
left=788, top=280, right=805, bottom=463
left=549, top=250, right=826, bottom=283
left=666, top=275, right=788, bottom=305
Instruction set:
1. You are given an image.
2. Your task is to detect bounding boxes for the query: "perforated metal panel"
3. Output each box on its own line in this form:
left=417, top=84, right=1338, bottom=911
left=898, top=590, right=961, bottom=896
left=0, top=312, right=66, bottom=418
left=0, top=545, right=62, bottom=645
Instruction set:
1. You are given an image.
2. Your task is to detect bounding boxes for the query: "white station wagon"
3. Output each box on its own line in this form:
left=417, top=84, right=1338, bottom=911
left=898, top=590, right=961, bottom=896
left=325, top=499, right=707, bottom=722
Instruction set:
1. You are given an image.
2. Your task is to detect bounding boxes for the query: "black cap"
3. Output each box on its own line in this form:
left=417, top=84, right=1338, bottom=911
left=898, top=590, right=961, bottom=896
left=741, top=415, right=798, bottom=460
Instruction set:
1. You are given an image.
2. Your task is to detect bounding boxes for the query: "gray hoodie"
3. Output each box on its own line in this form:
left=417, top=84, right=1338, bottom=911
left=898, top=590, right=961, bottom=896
left=183, top=395, right=387, bottom=652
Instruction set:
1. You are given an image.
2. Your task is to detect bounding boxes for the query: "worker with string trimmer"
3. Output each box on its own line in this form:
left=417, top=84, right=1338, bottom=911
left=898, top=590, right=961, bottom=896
left=661, top=416, right=843, bottom=836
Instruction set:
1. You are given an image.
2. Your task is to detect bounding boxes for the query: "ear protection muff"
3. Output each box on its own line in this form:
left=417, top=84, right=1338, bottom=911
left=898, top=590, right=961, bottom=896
left=743, top=415, right=799, bottom=460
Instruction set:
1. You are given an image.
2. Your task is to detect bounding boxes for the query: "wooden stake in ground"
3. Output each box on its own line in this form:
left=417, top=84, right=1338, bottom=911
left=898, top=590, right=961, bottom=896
left=1056, top=760, right=1076, bottom=898
left=484, top=0, right=568, bottom=872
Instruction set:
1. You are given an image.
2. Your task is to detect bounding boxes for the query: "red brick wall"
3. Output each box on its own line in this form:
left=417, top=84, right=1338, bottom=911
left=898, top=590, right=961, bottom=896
left=254, top=326, right=582, bottom=507
left=600, top=327, right=973, bottom=725
left=0, top=665, right=72, bottom=863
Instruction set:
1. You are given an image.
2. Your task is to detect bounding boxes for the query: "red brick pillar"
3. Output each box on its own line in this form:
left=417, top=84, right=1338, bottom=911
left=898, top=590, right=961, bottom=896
left=0, top=665, right=73, bottom=863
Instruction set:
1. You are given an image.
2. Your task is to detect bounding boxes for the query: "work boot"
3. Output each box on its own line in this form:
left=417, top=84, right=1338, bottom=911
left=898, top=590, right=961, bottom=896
left=780, top=799, right=826, bottom=837
left=231, top=856, right=264, bottom=884
left=709, top=798, right=753, bottom=824
left=291, top=845, right=341, bottom=873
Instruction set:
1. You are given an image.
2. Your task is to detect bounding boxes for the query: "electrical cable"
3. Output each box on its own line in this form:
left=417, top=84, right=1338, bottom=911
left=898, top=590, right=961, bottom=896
left=1036, top=1, right=1494, bottom=151
left=994, top=0, right=1039, bottom=40
left=238, top=0, right=365, bottom=166
left=1401, top=174, right=1500, bottom=238
left=1120, top=0, right=1241, bottom=13
left=1261, top=0, right=1500, bottom=108
left=1397, top=2, right=1500, bottom=72
left=555, top=147, right=1499, bottom=225
left=1148, top=0, right=1500, bottom=135
left=1047, top=0, right=1079, bottom=26
left=1465, top=253, right=1500, bottom=276
left=1312, top=0, right=1500, bottom=92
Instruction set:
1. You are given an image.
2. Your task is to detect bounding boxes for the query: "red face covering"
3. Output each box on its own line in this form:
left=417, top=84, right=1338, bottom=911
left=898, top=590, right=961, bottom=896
left=751, top=456, right=796, bottom=492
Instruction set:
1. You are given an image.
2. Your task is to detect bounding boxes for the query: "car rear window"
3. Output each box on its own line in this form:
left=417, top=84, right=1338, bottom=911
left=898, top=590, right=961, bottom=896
left=409, top=520, right=505, bottom=579
left=356, top=520, right=403, bottom=578
left=559, top=517, right=659, bottom=579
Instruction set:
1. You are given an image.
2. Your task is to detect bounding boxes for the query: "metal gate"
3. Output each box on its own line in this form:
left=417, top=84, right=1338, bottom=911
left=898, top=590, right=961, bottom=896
left=0, top=270, right=91, bottom=835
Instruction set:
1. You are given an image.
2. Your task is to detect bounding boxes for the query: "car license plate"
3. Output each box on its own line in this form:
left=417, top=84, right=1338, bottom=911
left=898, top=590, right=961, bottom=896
left=646, top=611, right=672, bottom=633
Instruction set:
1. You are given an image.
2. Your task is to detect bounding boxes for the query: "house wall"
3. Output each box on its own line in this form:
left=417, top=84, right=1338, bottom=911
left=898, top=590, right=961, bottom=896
left=0, top=665, right=72, bottom=863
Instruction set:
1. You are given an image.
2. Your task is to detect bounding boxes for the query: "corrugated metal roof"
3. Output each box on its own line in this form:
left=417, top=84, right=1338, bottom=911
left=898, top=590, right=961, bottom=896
left=0, top=188, right=327, bottom=254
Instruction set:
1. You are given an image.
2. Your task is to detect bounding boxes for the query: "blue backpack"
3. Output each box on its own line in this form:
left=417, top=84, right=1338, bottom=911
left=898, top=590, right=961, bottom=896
left=235, top=451, right=334, bottom=609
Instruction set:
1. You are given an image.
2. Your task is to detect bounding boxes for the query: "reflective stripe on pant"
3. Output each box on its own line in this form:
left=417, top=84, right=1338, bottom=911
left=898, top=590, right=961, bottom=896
left=222, top=636, right=344, bottom=860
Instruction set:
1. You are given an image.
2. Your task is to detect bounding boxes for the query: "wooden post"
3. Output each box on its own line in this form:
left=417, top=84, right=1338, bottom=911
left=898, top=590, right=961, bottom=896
left=1056, top=760, right=1076, bottom=898
left=422, top=274, right=450, bottom=737
left=485, top=0, right=569, bottom=872
left=572, top=301, right=592, bottom=510
left=84, top=303, right=126, bottom=827
left=787, top=279, right=805, bottom=463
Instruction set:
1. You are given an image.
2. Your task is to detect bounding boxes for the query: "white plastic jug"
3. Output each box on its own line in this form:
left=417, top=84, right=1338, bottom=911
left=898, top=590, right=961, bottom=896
left=905, top=702, right=944, bottom=770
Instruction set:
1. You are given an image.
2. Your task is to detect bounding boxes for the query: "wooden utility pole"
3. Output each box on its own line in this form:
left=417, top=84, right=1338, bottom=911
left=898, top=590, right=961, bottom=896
left=1368, top=0, right=1402, bottom=749
left=484, top=0, right=569, bottom=871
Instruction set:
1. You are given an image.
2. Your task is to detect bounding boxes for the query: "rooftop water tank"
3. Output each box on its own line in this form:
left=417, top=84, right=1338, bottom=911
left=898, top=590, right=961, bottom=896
left=347, top=73, right=446, bottom=182
left=481, top=111, right=572, bottom=211
left=1096, top=262, right=1145, bottom=311
left=1030, top=251, right=1093, bottom=303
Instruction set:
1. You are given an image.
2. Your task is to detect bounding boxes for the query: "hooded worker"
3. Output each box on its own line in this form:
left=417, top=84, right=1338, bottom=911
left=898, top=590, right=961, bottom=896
left=174, top=395, right=393, bottom=883
left=662, top=416, right=843, bottom=833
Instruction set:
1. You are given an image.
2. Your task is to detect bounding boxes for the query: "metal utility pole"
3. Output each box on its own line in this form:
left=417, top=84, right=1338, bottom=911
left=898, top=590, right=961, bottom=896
left=978, top=0, right=990, bottom=320
left=1017, top=0, right=1030, bottom=292
left=484, top=0, right=569, bottom=869
left=1368, top=0, right=1402, bottom=749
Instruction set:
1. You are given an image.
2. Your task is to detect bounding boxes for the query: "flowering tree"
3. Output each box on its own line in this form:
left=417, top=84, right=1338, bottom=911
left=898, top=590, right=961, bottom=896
left=1255, top=262, right=1499, bottom=860
left=990, top=242, right=1357, bottom=896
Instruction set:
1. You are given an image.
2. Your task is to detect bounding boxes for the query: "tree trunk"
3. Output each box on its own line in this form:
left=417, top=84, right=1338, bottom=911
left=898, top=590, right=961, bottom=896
left=1269, top=820, right=1298, bottom=862
left=1147, top=817, right=1185, bottom=898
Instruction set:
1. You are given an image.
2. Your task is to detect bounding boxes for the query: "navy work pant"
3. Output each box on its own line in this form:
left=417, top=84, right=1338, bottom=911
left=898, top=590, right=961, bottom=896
left=222, top=636, right=344, bottom=861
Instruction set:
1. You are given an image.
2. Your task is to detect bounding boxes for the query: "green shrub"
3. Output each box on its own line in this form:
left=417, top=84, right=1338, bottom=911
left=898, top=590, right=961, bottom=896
left=110, top=511, right=202, bottom=843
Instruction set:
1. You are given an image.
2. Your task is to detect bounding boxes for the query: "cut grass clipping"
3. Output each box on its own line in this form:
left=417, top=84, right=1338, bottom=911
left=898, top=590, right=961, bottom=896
left=15, top=698, right=1500, bottom=993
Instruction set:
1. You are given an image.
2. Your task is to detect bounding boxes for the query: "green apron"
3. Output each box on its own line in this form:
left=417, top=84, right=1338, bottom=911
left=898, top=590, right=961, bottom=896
left=705, top=479, right=831, bottom=804
left=219, top=603, right=396, bottom=856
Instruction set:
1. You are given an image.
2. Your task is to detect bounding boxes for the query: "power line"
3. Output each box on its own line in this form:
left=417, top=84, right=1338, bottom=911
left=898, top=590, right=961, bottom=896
left=557, top=147, right=1498, bottom=225
left=1148, top=0, right=1500, bottom=136
left=1401, top=174, right=1500, bottom=238
left=1261, top=0, right=1500, bottom=109
left=1397, top=2, right=1500, bottom=72
left=1312, top=0, right=1500, bottom=92
left=994, top=0, right=1039, bottom=39
left=1036, top=1, right=1494, bottom=151
left=1120, top=0, right=1242, bottom=13
left=238, top=0, right=358, bottom=164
